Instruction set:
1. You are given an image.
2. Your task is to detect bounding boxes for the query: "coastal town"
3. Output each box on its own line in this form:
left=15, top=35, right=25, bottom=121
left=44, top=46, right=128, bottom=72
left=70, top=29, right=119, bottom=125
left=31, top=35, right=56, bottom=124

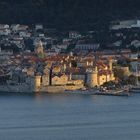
left=0, top=20, right=140, bottom=94
left=1, top=1, right=140, bottom=140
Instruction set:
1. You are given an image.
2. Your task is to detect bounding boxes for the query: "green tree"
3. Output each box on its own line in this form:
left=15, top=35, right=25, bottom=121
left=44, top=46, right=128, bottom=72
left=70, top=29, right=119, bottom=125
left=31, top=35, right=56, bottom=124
left=114, top=68, right=125, bottom=80
left=71, top=60, right=77, bottom=67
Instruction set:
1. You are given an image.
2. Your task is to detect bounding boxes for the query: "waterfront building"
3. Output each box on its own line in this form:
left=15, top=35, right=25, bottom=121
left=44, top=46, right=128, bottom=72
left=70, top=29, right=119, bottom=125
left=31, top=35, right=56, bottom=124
left=42, top=74, right=50, bottom=86
left=51, top=74, right=68, bottom=86
left=86, top=59, right=115, bottom=87
left=86, top=67, right=98, bottom=87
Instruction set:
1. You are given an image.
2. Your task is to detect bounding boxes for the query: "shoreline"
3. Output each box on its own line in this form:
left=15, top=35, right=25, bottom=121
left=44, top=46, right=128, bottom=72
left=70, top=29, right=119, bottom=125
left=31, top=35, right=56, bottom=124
left=0, top=88, right=132, bottom=96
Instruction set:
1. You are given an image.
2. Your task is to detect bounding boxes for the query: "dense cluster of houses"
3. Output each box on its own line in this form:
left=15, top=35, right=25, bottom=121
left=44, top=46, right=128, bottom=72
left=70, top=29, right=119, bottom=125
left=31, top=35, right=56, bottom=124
left=0, top=22, right=140, bottom=88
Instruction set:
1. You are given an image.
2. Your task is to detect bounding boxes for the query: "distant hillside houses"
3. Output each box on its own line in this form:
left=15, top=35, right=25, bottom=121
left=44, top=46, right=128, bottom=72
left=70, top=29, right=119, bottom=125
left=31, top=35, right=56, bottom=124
left=69, top=31, right=81, bottom=39
left=131, top=40, right=140, bottom=48
left=35, top=24, right=43, bottom=30
left=0, top=24, right=10, bottom=35
left=11, top=24, right=29, bottom=31
left=75, top=44, right=100, bottom=51
left=110, top=20, right=140, bottom=30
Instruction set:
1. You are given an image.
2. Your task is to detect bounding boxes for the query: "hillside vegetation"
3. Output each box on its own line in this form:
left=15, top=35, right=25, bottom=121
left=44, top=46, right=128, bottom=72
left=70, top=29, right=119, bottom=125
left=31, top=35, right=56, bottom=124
left=0, top=0, right=140, bottom=30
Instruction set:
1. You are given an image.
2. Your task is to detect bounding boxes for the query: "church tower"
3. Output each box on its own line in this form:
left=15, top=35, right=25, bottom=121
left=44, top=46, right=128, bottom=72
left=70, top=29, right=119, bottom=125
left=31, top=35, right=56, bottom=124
left=36, top=41, right=44, bottom=55
left=108, top=58, right=115, bottom=81
left=109, top=58, right=113, bottom=71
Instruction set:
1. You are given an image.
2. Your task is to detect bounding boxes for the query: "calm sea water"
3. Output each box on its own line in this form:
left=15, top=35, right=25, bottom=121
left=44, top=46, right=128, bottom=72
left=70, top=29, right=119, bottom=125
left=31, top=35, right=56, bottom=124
left=0, top=93, right=140, bottom=140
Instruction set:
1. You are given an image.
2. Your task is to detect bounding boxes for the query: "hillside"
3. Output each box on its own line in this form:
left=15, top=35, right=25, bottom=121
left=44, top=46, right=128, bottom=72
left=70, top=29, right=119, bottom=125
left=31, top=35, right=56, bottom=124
left=0, top=0, right=140, bottom=30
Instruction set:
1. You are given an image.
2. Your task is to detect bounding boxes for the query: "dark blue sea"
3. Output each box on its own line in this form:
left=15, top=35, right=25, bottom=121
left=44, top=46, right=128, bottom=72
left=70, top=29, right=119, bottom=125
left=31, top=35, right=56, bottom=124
left=0, top=93, right=140, bottom=140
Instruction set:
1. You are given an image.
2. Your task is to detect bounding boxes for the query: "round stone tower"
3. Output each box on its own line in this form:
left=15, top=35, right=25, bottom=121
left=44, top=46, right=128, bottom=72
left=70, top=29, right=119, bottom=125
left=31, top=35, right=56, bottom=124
left=86, top=67, right=98, bottom=87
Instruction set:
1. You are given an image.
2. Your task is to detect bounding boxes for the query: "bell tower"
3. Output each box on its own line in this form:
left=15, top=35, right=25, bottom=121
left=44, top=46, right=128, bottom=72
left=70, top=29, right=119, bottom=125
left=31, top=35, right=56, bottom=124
left=109, top=58, right=113, bottom=71
left=36, top=41, right=44, bottom=54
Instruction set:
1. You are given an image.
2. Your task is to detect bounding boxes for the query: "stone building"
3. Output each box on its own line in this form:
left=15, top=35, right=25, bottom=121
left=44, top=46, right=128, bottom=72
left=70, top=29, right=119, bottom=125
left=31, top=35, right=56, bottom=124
left=86, top=59, right=115, bottom=87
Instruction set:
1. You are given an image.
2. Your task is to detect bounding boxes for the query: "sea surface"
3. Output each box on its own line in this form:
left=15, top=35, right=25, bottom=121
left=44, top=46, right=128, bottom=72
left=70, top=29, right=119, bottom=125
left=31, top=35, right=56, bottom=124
left=0, top=92, right=140, bottom=140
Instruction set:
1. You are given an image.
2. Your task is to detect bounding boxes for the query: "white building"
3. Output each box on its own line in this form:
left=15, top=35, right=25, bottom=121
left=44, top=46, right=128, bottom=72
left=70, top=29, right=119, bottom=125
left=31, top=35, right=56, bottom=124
left=110, top=20, right=140, bottom=30
left=0, top=29, right=11, bottom=36
left=75, top=44, right=100, bottom=51
left=69, top=31, right=81, bottom=39
left=131, top=40, right=140, bottom=48
left=11, top=24, right=28, bottom=31
left=35, top=24, right=43, bottom=30
left=0, top=24, right=9, bottom=29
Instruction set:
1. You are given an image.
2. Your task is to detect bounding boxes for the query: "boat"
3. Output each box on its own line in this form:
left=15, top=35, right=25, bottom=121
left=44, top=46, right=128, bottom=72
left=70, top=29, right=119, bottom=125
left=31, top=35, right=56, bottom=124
left=95, top=88, right=130, bottom=96
left=64, top=88, right=98, bottom=95
left=129, top=86, right=140, bottom=93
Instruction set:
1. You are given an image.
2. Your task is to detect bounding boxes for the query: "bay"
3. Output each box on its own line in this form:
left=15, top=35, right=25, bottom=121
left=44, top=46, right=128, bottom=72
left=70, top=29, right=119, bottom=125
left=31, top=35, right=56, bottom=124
left=0, top=93, right=139, bottom=140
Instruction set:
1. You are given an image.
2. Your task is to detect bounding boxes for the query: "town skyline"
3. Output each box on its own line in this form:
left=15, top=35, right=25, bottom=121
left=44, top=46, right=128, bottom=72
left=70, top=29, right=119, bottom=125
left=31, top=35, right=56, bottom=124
left=0, top=21, right=139, bottom=94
